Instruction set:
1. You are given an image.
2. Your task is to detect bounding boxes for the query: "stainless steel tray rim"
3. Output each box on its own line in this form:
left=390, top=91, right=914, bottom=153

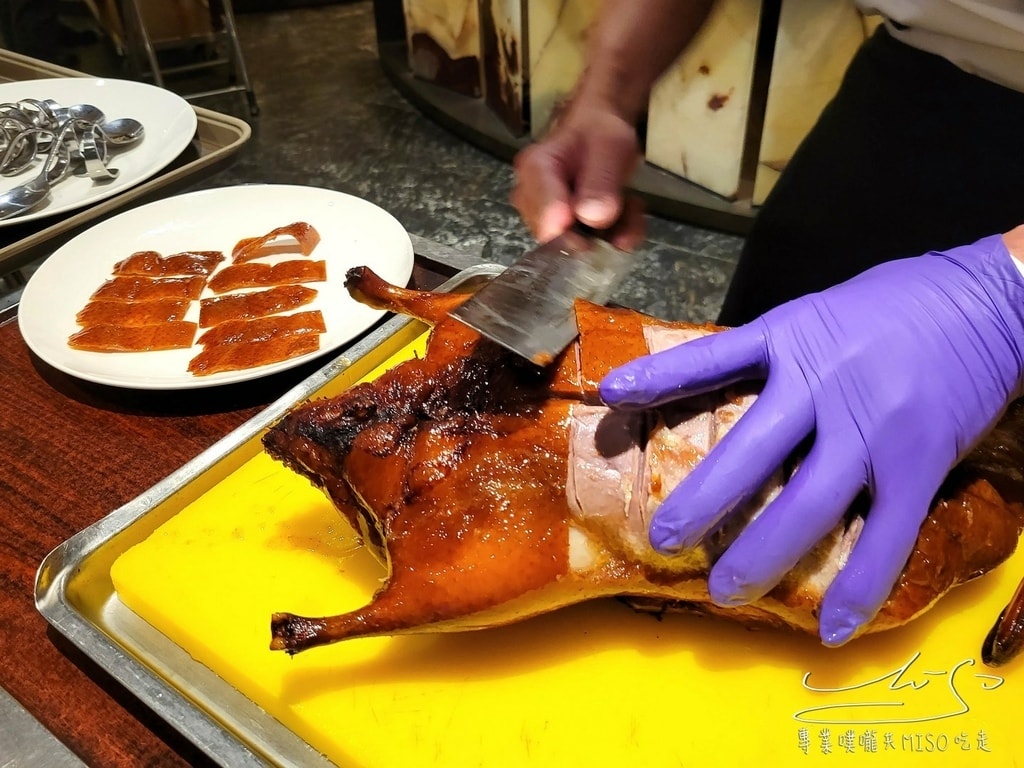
left=34, top=263, right=504, bottom=767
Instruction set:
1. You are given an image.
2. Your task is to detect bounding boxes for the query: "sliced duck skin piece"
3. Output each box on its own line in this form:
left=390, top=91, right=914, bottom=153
left=196, top=310, right=325, bottom=347
left=231, top=222, right=321, bottom=263
left=207, top=260, right=327, bottom=294
left=198, top=285, right=318, bottom=328
left=188, top=333, right=321, bottom=375
left=75, top=297, right=191, bottom=327
left=90, top=275, right=206, bottom=302
left=112, top=250, right=225, bottom=277
left=68, top=321, right=198, bottom=352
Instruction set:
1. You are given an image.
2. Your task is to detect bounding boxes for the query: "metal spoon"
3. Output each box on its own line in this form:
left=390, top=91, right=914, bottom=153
left=0, top=140, right=72, bottom=220
left=78, top=123, right=118, bottom=181
left=51, top=102, right=105, bottom=125
left=0, top=126, right=52, bottom=176
left=98, top=117, right=144, bottom=146
left=0, top=104, right=37, bottom=128
left=16, top=98, right=60, bottom=127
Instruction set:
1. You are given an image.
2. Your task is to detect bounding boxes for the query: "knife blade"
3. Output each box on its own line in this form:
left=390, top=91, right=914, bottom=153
left=449, top=225, right=633, bottom=366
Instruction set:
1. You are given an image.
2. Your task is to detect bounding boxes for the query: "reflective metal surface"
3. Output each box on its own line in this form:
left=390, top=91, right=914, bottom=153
left=0, top=685, right=86, bottom=768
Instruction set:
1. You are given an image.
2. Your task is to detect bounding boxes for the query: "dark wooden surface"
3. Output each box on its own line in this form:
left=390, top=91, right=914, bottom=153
left=0, top=259, right=452, bottom=766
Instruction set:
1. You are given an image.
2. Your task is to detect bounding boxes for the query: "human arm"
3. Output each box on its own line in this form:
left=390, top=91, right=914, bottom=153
left=599, top=229, right=1024, bottom=645
left=511, top=0, right=715, bottom=249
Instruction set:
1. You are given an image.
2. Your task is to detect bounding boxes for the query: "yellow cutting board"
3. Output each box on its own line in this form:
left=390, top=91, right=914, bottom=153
left=110, top=336, right=1024, bottom=767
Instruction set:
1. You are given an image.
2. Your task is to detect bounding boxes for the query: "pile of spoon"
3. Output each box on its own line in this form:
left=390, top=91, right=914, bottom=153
left=0, top=98, right=145, bottom=221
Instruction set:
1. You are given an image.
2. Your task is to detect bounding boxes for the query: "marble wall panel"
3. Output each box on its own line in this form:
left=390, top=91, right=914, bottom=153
left=527, top=0, right=604, bottom=138
left=403, top=0, right=482, bottom=97
left=645, top=0, right=762, bottom=201
left=862, top=10, right=884, bottom=36
left=480, top=0, right=527, bottom=136
left=752, top=0, right=865, bottom=204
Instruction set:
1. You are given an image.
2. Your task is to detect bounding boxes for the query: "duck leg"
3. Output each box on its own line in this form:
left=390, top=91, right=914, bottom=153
left=345, top=266, right=467, bottom=325
left=269, top=401, right=575, bottom=653
left=982, top=574, right=1024, bottom=665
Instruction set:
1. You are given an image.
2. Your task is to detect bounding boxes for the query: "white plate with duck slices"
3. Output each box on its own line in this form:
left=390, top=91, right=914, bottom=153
left=0, top=77, right=197, bottom=226
left=18, top=184, right=414, bottom=388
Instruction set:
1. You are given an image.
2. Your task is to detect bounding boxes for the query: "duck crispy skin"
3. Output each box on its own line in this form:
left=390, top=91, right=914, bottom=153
left=207, top=259, right=327, bottom=293
left=195, top=310, right=325, bottom=347
left=68, top=321, right=198, bottom=351
left=188, top=333, right=320, bottom=375
left=111, top=250, right=225, bottom=277
left=261, top=267, right=1024, bottom=658
left=75, top=297, right=191, bottom=327
left=90, top=275, right=207, bottom=302
left=198, top=285, right=318, bottom=328
left=231, top=222, right=321, bottom=264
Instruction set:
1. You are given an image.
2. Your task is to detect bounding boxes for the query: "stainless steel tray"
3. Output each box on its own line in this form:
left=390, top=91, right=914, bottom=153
left=0, top=49, right=252, bottom=276
left=35, top=258, right=1024, bottom=767
left=35, top=264, right=502, bottom=768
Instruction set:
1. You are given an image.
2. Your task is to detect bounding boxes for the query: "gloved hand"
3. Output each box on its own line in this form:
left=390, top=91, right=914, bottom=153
left=600, top=233, right=1024, bottom=645
left=511, top=98, right=645, bottom=251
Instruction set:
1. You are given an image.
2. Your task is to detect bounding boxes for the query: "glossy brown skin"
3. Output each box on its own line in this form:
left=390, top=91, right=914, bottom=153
left=68, top=321, right=198, bottom=352
left=198, top=284, right=317, bottom=327
left=195, top=310, right=325, bottom=347
left=984, top=574, right=1024, bottom=665
left=187, top=333, right=320, bottom=376
left=75, top=298, right=191, bottom=327
left=111, top=250, right=225, bottom=277
left=267, top=271, right=574, bottom=648
left=72, top=266, right=207, bottom=350
left=263, top=268, right=1024, bottom=655
left=206, top=259, right=326, bottom=293
left=230, top=222, right=321, bottom=263
left=91, top=275, right=207, bottom=302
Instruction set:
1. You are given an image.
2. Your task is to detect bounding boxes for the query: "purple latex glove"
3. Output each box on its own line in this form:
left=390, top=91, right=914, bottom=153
left=600, top=234, right=1024, bottom=646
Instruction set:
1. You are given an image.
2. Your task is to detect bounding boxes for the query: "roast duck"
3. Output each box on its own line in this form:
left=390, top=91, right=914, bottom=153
left=262, top=267, right=1024, bottom=665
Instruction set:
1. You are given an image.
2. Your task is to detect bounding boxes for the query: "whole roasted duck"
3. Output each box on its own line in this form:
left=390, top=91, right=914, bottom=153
left=262, top=267, right=1024, bottom=664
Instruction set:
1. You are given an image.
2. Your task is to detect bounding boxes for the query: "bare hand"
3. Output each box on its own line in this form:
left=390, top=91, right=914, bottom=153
left=511, top=102, right=645, bottom=250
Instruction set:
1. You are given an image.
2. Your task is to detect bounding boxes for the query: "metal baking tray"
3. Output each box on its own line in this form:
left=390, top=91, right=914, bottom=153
left=34, top=257, right=1024, bottom=767
left=0, top=49, right=251, bottom=276
left=34, top=264, right=501, bottom=768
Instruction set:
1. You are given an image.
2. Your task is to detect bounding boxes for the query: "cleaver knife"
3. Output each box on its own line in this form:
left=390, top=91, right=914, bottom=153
left=449, top=225, right=633, bottom=366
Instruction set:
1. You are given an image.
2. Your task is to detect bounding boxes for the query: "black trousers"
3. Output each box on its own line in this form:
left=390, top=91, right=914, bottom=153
left=717, top=26, right=1024, bottom=326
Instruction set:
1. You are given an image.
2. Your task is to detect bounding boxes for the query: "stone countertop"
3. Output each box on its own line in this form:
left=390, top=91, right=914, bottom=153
left=184, top=1, right=745, bottom=325
left=1, top=1, right=745, bottom=323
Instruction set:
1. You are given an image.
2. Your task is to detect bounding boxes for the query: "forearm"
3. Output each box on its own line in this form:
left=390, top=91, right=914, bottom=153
left=575, top=0, right=716, bottom=122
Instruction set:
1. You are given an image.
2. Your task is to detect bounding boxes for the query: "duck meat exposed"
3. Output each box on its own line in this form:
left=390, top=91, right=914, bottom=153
left=261, top=267, right=1024, bottom=661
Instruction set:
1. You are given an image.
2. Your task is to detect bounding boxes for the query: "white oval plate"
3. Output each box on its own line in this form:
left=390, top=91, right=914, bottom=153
left=18, top=184, right=414, bottom=389
left=0, top=77, right=197, bottom=226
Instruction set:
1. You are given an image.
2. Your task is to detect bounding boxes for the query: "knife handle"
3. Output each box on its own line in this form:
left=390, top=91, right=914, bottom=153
left=570, top=221, right=603, bottom=238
